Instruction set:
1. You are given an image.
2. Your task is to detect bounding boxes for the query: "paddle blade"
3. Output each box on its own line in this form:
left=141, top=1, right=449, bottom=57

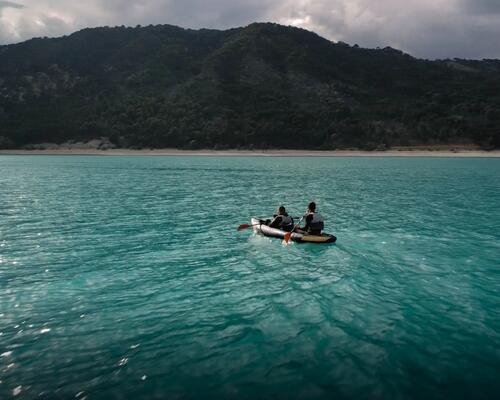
left=237, top=224, right=251, bottom=231
left=284, top=232, right=292, bottom=243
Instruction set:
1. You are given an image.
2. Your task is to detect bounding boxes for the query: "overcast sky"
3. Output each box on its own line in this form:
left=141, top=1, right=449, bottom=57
left=1, top=0, right=499, bottom=59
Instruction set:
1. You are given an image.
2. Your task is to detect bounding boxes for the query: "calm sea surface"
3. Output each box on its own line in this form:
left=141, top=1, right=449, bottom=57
left=1, top=155, right=499, bottom=399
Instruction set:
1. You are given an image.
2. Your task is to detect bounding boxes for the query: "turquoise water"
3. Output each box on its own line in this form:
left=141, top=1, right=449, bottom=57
left=1, top=155, right=499, bottom=399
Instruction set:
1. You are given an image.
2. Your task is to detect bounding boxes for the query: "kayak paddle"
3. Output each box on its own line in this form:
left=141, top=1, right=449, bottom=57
left=237, top=222, right=262, bottom=231
left=284, top=215, right=305, bottom=244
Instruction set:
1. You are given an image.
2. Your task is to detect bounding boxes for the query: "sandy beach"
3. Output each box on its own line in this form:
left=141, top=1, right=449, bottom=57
left=0, top=148, right=499, bottom=157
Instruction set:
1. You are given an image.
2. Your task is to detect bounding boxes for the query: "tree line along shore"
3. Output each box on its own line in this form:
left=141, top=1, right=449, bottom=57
left=1, top=23, right=499, bottom=150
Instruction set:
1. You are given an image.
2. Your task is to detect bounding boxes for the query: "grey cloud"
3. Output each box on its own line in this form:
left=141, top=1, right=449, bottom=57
left=383, top=14, right=500, bottom=59
left=274, top=0, right=500, bottom=59
left=461, top=0, right=500, bottom=15
left=0, top=1, right=23, bottom=43
left=0, top=1, right=24, bottom=9
left=0, top=0, right=24, bottom=13
left=15, top=14, right=71, bottom=40
left=130, top=0, right=274, bottom=29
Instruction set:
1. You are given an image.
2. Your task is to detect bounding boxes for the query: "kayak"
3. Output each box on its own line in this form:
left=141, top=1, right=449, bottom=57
left=251, top=218, right=337, bottom=244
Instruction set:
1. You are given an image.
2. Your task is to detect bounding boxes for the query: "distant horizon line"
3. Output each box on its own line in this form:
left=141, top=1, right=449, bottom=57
left=1, top=21, right=499, bottom=62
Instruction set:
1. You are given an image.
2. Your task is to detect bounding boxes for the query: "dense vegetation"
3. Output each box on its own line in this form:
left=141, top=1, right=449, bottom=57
left=0, top=23, right=499, bottom=149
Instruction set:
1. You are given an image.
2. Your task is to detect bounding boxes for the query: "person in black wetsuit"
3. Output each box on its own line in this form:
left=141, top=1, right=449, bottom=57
left=296, top=202, right=324, bottom=235
left=266, top=206, right=294, bottom=232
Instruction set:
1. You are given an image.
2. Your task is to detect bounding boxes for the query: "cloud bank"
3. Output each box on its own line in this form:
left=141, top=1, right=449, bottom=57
left=1, top=0, right=499, bottom=59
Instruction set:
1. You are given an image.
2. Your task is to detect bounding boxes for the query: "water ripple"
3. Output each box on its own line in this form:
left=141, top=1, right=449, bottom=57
left=0, top=156, right=499, bottom=399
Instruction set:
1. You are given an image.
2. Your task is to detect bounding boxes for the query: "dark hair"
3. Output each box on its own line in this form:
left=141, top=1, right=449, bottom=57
left=278, top=205, right=286, bottom=214
left=308, top=202, right=316, bottom=211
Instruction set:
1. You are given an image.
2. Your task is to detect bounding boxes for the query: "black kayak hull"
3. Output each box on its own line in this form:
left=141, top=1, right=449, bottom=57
left=251, top=218, right=337, bottom=244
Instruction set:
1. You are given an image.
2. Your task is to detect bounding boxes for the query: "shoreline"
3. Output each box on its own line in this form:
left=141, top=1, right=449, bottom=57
left=0, top=148, right=499, bottom=157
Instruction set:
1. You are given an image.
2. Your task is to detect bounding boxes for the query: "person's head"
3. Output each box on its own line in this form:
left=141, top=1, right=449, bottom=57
left=308, top=202, right=316, bottom=212
left=278, top=205, right=286, bottom=215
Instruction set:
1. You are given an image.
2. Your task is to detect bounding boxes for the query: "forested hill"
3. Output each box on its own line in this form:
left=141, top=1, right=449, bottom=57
left=1, top=22, right=499, bottom=150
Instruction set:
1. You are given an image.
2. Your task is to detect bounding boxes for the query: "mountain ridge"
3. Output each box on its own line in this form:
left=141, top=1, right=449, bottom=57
left=1, top=22, right=499, bottom=149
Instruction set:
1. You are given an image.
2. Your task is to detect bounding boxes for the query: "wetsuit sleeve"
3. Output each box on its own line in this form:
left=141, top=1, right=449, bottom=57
left=301, top=214, right=313, bottom=231
left=269, top=216, right=283, bottom=228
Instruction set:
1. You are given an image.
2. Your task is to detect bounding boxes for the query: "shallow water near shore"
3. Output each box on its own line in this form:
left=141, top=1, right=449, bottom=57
left=1, top=155, right=499, bottom=399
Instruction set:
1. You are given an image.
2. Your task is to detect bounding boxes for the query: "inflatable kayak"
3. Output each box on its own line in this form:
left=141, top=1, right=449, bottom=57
left=251, top=218, right=337, bottom=244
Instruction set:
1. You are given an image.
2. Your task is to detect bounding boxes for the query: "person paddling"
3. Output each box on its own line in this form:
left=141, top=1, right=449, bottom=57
left=295, top=202, right=324, bottom=235
left=266, top=206, right=294, bottom=232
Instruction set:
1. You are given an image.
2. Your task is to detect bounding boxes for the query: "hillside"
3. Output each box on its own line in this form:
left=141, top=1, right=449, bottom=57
left=0, top=23, right=499, bottom=150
